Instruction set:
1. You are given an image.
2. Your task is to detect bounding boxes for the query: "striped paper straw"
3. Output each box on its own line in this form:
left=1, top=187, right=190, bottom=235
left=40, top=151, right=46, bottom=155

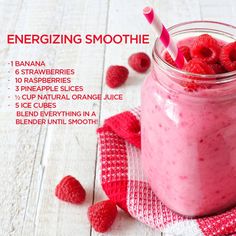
left=143, top=6, right=185, bottom=69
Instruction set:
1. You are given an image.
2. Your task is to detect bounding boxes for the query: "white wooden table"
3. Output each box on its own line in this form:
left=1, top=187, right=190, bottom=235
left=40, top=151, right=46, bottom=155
left=0, top=0, right=235, bottom=235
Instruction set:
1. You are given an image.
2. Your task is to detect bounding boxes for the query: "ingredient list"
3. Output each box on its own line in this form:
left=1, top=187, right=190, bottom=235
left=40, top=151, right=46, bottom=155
left=11, top=61, right=123, bottom=125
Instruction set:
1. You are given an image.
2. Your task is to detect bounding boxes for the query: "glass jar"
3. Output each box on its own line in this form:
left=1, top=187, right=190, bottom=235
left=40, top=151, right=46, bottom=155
left=141, top=21, right=236, bottom=217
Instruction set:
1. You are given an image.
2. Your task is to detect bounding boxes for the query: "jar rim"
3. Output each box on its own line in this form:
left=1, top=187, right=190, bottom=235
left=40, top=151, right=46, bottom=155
left=152, top=20, right=236, bottom=84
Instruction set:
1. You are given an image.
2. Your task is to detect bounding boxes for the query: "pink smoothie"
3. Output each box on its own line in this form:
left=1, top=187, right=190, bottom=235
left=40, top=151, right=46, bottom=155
left=141, top=36, right=236, bottom=217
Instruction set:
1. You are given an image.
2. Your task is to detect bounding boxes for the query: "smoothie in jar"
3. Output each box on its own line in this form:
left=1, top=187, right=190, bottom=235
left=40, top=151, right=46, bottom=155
left=141, top=21, right=236, bottom=217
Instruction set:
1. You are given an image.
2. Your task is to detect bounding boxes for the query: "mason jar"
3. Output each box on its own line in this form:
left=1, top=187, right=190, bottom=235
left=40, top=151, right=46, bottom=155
left=141, top=21, right=236, bottom=217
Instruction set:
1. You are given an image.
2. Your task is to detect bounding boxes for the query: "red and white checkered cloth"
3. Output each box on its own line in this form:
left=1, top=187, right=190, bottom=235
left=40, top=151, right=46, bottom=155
left=97, top=108, right=236, bottom=236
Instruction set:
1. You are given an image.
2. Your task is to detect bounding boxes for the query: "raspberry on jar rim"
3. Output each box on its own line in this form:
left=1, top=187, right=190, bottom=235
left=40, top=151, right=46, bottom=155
left=164, top=46, right=192, bottom=67
left=191, top=34, right=221, bottom=64
left=182, top=58, right=216, bottom=91
left=220, top=42, right=236, bottom=72
left=183, top=58, right=215, bottom=75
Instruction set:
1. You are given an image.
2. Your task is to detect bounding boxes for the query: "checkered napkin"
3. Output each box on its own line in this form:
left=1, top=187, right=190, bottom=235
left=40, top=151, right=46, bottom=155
left=97, top=108, right=236, bottom=236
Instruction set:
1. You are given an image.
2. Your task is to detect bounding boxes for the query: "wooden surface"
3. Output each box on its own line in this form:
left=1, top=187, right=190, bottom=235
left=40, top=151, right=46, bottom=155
left=0, top=0, right=235, bottom=235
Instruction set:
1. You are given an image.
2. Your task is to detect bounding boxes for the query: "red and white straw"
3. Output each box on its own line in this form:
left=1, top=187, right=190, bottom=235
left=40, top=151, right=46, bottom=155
left=143, top=6, right=185, bottom=69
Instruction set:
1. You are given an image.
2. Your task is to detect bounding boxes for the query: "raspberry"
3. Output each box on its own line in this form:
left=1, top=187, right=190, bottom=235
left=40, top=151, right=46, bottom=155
left=180, top=45, right=192, bottom=61
left=128, top=52, right=151, bottom=73
left=106, top=65, right=129, bottom=88
left=219, top=42, right=236, bottom=71
left=164, top=46, right=191, bottom=67
left=183, top=59, right=215, bottom=91
left=183, top=59, right=215, bottom=75
left=55, top=175, right=86, bottom=204
left=88, top=200, right=118, bottom=233
left=210, top=63, right=227, bottom=74
left=164, top=52, right=176, bottom=67
left=191, top=34, right=221, bottom=64
left=184, top=81, right=201, bottom=92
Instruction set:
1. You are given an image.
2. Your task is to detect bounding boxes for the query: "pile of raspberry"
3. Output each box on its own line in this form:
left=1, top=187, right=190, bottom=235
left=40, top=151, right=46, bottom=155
left=164, top=34, right=236, bottom=90
left=105, top=52, right=151, bottom=88
left=55, top=175, right=118, bottom=233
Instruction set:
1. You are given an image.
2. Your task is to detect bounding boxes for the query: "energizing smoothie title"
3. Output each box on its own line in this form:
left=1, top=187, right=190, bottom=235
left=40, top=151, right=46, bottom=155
left=7, top=34, right=150, bottom=45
